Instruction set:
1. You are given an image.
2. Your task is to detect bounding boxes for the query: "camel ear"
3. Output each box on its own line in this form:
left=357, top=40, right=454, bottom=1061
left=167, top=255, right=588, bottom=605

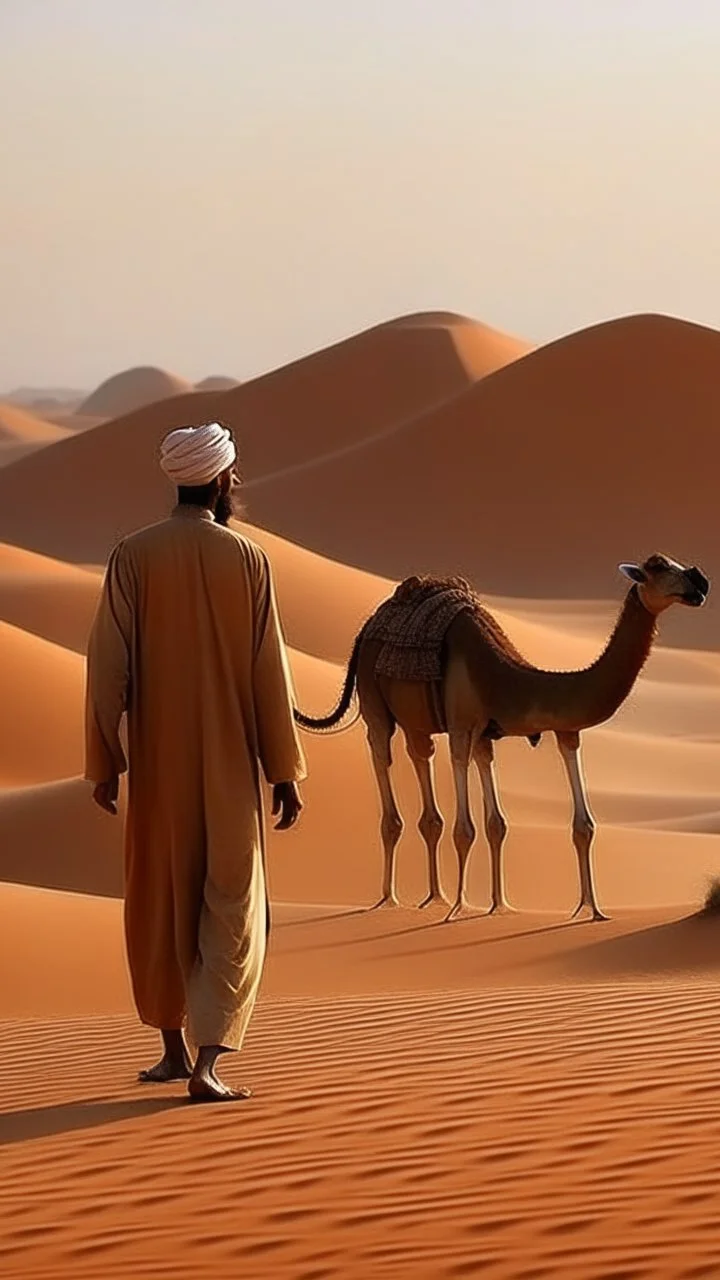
left=618, top=563, right=647, bottom=584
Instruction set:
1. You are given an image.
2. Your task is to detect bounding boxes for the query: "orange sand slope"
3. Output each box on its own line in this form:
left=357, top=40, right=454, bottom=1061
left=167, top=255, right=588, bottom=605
left=0, top=622, right=86, bottom=787
left=78, top=366, right=193, bottom=417
left=244, top=314, right=720, bottom=619
left=0, top=401, right=71, bottom=465
left=2, top=977, right=720, bottom=1278
left=0, top=312, right=529, bottom=562
left=0, top=544, right=101, bottom=653
left=6, top=881, right=720, bottom=1018
left=207, top=310, right=532, bottom=481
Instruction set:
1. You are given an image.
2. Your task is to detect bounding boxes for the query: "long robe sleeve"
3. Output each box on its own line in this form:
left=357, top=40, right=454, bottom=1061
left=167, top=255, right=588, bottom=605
left=252, top=551, right=307, bottom=786
left=84, top=542, right=135, bottom=784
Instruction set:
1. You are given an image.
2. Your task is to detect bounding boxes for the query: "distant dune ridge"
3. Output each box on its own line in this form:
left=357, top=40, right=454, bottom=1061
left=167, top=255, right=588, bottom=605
left=243, top=314, right=720, bottom=610
left=1, top=386, right=85, bottom=408
left=78, top=365, right=194, bottom=417
left=0, top=311, right=530, bottom=563
left=0, top=401, right=71, bottom=465
left=194, top=375, right=241, bottom=391
left=0, top=314, right=718, bottom=637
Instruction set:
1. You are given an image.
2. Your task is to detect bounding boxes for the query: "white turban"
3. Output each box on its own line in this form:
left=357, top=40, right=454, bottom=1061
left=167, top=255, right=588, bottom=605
left=159, top=422, right=236, bottom=487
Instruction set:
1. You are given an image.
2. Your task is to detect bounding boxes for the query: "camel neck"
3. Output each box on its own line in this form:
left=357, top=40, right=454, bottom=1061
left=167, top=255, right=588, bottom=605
left=580, top=585, right=658, bottom=725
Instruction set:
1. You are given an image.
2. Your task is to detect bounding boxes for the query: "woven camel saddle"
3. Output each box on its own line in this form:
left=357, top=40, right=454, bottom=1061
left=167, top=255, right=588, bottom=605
left=364, top=574, right=482, bottom=682
left=362, top=575, right=542, bottom=746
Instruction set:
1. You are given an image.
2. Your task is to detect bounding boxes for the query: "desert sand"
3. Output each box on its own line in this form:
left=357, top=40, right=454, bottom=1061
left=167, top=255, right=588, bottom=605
left=0, top=401, right=72, bottom=465
left=1, top=310, right=720, bottom=1279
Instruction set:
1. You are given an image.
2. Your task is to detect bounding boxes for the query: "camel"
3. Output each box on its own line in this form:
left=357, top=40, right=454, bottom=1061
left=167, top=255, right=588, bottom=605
left=294, top=555, right=709, bottom=922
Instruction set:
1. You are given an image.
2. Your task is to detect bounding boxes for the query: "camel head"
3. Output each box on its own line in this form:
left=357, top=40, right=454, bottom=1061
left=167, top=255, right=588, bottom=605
left=618, top=554, right=710, bottom=614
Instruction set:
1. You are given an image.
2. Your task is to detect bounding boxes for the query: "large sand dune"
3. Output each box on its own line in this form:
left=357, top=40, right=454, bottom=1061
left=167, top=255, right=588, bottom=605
left=0, top=313, right=529, bottom=563
left=241, top=314, right=720, bottom=636
left=78, top=366, right=193, bottom=417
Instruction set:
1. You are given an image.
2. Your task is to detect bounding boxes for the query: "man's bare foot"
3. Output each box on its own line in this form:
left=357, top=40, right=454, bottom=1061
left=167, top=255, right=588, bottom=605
left=139, top=1029, right=193, bottom=1083
left=139, top=1053, right=193, bottom=1084
left=188, top=1068, right=251, bottom=1104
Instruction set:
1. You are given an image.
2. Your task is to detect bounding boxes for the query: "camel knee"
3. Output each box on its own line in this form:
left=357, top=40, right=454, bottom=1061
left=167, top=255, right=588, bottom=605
left=453, top=818, right=476, bottom=857
left=573, top=814, right=595, bottom=844
left=485, top=811, right=507, bottom=846
left=419, top=809, right=444, bottom=844
left=381, top=811, right=403, bottom=845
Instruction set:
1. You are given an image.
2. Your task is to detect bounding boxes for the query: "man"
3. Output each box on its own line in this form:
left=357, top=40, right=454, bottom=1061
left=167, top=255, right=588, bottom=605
left=85, top=420, right=306, bottom=1102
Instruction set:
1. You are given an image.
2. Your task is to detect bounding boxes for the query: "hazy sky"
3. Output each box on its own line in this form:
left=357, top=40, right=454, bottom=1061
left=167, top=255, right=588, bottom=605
left=2, top=0, right=720, bottom=388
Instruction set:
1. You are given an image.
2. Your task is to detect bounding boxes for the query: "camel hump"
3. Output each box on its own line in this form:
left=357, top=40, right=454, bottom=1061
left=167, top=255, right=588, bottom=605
left=366, top=576, right=481, bottom=682
left=391, top=573, right=477, bottom=607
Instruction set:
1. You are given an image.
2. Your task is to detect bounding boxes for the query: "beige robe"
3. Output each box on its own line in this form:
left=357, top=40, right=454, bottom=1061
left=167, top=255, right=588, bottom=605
left=84, top=506, right=306, bottom=1050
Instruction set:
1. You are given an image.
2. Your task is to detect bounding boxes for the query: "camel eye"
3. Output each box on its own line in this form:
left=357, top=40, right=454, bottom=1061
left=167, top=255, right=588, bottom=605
left=646, top=556, right=668, bottom=574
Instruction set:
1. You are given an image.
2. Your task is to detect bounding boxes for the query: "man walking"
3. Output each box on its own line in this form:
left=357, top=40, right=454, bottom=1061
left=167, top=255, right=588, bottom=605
left=85, top=421, right=306, bottom=1102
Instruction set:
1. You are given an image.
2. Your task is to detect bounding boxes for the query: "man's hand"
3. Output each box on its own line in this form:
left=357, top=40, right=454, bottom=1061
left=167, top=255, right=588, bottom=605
left=93, top=777, right=119, bottom=816
left=272, top=781, right=303, bottom=831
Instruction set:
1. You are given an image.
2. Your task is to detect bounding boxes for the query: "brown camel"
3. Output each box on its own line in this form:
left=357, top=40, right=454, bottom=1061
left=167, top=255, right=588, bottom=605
left=295, top=555, right=709, bottom=922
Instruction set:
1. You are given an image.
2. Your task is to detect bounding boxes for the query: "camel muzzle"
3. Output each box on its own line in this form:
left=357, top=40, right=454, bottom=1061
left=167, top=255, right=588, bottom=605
left=684, top=566, right=710, bottom=605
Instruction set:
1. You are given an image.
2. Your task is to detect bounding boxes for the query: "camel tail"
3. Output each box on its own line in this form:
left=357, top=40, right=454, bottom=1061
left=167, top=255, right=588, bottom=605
left=293, top=624, right=367, bottom=733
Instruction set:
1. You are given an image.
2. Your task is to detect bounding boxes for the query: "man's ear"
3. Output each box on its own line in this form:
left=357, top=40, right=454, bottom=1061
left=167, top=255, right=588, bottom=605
left=618, top=563, right=647, bottom=584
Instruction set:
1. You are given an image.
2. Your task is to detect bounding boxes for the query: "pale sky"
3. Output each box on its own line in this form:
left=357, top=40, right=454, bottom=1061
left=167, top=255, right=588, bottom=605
left=2, top=0, right=720, bottom=389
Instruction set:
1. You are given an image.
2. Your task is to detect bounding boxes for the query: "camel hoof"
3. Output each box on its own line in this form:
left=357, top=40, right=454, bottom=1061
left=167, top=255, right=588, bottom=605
left=418, top=893, right=448, bottom=909
left=487, top=901, right=515, bottom=917
left=571, top=903, right=609, bottom=922
left=371, top=895, right=400, bottom=911
left=443, top=903, right=468, bottom=923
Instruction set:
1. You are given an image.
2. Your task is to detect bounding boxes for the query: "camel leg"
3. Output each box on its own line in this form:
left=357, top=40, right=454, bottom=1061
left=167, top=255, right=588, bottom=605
left=405, top=733, right=447, bottom=907
left=473, top=738, right=511, bottom=914
left=445, top=730, right=476, bottom=922
left=368, top=723, right=403, bottom=908
left=556, top=730, right=608, bottom=922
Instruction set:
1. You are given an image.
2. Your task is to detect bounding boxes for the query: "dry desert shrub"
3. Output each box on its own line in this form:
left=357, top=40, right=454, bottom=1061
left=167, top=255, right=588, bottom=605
left=701, top=877, right=720, bottom=916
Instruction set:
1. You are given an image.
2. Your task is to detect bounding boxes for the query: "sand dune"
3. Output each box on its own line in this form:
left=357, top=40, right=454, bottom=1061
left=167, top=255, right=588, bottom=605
left=0, top=402, right=71, bottom=465
left=0, top=312, right=529, bottom=563
left=0, top=544, right=101, bottom=653
left=195, top=375, right=240, bottom=391
left=42, top=410, right=107, bottom=432
left=79, top=366, right=193, bottom=417
left=219, top=311, right=531, bottom=482
left=1, top=386, right=84, bottom=408
left=241, top=314, right=720, bottom=644
left=0, top=521, right=384, bottom=666
left=0, top=622, right=85, bottom=786
left=0, top=390, right=222, bottom=561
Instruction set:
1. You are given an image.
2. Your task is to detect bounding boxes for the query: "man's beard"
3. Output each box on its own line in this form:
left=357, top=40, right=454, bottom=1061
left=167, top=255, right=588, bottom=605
left=214, top=490, right=234, bottom=526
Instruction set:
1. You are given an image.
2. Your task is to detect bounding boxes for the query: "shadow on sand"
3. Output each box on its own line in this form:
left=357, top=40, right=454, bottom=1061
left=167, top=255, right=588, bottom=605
left=569, top=911, right=720, bottom=978
left=0, top=1096, right=185, bottom=1146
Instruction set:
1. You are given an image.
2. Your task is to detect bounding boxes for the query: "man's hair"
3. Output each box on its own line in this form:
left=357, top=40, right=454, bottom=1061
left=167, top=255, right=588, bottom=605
left=177, top=479, right=219, bottom=507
